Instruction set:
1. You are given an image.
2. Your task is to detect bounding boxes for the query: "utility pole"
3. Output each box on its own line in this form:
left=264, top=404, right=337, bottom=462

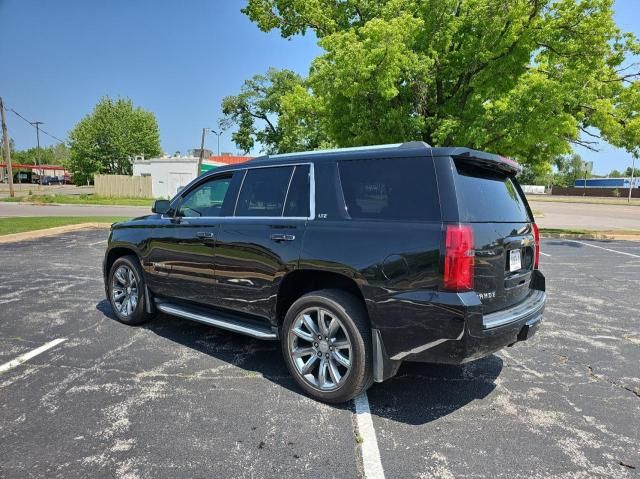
left=197, top=127, right=215, bottom=176
left=0, top=97, right=15, bottom=198
left=197, top=127, right=207, bottom=176
left=30, top=120, right=44, bottom=184
left=629, top=155, right=637, bottom=204
left=30, top=120, right=43, bottom=166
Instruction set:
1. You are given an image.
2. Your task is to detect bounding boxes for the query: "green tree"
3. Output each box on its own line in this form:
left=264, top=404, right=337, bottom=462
left=67, top=97, right=161, bottom=184
left=221, top=68, right=328, bottom=154
left=624, top=166, right=640, bottom=176
left=608, top=169, right=622, bottom=177
left=240, top=0, right=640, bottom=166
left=551, top=152, right=586, bottom=186
left=12, top=146, right=56, bottom=165
left=52, top=143, right=70, bottom=164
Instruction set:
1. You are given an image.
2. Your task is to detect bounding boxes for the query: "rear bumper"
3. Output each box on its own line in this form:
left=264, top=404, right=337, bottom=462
left=408, top=289, right=545, bottom=365
left=372, top=271, right=546, bottom=380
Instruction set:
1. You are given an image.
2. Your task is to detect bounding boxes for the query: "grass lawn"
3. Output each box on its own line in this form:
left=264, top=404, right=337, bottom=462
left=0, top=217, right=130, bottom=236
left=527, top=195, right=640, bottom=206
left=0, top=194, right=153, bottom=207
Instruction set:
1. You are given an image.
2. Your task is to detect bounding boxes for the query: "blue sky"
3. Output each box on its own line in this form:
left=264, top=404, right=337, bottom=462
left=0, top=0, right=637, bottom=174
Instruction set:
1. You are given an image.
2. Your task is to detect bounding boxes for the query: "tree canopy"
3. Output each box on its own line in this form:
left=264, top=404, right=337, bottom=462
left=67, top=97, right=161, bottom=184
left=221, top=68, right=328, bottom=154
left=10, top=143, right=69, bottom=166
left=224, top=0, right=640, bottom=171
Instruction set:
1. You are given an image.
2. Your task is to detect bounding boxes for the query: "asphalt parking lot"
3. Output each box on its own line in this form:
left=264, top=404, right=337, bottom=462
left=1, top=230, right=639, bottom=478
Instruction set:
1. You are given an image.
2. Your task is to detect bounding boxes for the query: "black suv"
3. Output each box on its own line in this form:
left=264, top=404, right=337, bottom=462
left=103, top=142, right=545, bottom=403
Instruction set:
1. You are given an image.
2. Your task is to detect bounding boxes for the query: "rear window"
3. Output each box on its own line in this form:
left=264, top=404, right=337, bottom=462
left=454, top=160, right=530, bottom=222
left=338, top=157, right=439, bottom=221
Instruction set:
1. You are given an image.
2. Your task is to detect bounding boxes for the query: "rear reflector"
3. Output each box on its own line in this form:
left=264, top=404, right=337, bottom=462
left=532, top=222, right=540, bottom=269
left=444, top=224, right=474, bottom=291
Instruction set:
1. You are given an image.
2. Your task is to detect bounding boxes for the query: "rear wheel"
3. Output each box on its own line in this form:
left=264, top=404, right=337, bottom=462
left=281, top=289, right=372, bottom=403
left=108, top=255, right=154, bottom=325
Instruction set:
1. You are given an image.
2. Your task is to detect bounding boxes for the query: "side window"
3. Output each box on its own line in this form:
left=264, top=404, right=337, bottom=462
left=177, top=175, right=232, bottom=217
left=235, top=166, right=294, bottom=217
left=283, top=165, right=310, bottom=217
left=338, top=157, right=440, bottom=221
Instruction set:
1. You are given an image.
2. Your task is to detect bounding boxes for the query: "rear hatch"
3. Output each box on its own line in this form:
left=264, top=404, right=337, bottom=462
left=451, top=156, right=535, bottom=314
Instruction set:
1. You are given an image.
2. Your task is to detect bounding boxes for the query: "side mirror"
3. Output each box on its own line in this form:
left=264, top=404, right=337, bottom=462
left=152, top=199, right=171, bottom=215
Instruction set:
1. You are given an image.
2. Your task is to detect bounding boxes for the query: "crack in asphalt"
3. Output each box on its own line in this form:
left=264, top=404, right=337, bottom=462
left=553, top=351, right=640, bottom=400
left=586, top=365, right=640, bottom=399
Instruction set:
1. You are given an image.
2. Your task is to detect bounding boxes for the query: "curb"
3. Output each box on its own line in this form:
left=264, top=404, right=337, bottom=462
left=0, top=223, right=111, bottom=244
left=4, top=202, right=149, bottom=209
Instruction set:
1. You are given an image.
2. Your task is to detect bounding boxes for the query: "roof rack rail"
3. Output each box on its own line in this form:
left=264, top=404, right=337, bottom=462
left=267, top=141, right=431, bottom=159
left=399, top=140, right=432, bottom=149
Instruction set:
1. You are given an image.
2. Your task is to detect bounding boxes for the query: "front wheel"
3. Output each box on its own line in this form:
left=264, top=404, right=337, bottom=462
left=108, top=255, right=154, bottom=325
left=281, top=289, right=373, bottom=403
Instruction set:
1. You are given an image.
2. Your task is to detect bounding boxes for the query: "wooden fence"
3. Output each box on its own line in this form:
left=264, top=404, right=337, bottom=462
left=94, top=175, right=152, bottom=198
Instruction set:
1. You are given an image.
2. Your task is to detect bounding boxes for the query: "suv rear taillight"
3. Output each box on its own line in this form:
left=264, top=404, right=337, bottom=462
left=444, top=224, right=475, bottom=291
left=532, top=222, right=540, bottom=269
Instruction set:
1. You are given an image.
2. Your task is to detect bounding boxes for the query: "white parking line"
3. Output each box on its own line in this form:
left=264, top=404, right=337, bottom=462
left=539, top=252, right=551, bottom=257
left=0, top=338, right=67, bottom=374
left=567, top=240, right=640, bottom=259
left=88, top=239, right=107, bottom=246
left=354, top=392, right=385, bottom=479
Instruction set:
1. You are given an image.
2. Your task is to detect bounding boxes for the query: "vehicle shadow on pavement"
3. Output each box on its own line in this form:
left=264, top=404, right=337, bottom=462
left=97, top=300, right=502, bottom=423
left=366, top=357, right=503, bottom=426
left=95, top=300, right=352, bottom=410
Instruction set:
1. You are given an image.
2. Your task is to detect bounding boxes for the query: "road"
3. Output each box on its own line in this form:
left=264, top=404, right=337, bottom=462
left=0, top=230, right=638, bottom=478
left=0, top=202, right=150, bottom=217
left=1, top=199, right=639, bottom=234
left=529, top=199, right=640, bottom=231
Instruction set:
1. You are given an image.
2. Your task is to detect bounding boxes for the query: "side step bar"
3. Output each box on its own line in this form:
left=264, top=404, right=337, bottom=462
left=155, top=301, right=278, bottom=340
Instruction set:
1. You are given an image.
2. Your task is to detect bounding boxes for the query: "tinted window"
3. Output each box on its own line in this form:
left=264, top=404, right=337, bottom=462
left=178, top=176, right=231, bottom=217
left=454, top=160, right=530, bottom=222
left=338, top=157, right=440, bottom=221
left=283, top=165, right=310, bottom=217
left=235, top=166, right=294, bottom=217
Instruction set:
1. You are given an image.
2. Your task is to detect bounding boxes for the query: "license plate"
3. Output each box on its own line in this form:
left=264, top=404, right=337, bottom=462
left=509, top=249, right=522, bottom=272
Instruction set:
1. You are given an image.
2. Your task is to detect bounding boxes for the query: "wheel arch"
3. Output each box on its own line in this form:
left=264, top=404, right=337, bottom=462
left=104, top=246, right=141, bottom=280
left=275, top=269, right=372, bottom=327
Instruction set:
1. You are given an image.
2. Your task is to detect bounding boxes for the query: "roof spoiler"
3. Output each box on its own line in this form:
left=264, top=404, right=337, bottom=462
left=453, top=150, right=522, bottom=175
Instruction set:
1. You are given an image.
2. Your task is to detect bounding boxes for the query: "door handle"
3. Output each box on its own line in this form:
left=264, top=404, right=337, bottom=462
left=196, top=232, right=215, bottom=239
left=270, top=233, right=296, bottom=242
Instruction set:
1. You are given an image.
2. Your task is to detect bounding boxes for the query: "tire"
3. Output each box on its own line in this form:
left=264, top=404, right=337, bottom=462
left=107, top=255, right=154, bottom=326
left=281, top=289, right=373, bottom=403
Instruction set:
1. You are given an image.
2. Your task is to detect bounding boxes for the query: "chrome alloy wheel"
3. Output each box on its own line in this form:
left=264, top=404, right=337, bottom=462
left=111, top=265, right=138, bottom=317
left=288, top=307, right=352, bottom=391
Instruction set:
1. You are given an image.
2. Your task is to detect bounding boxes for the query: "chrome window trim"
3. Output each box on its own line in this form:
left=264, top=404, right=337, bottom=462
left=281, top=165, right=296, bottom=216
left=232, top=169, right=247, bottom=216
left=309, top=163, right=316, bottom=219
left=163, top=162, right=315, bottom=221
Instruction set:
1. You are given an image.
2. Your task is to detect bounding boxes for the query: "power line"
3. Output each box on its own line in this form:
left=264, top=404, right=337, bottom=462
left=5, top=106, right=67, bottom=144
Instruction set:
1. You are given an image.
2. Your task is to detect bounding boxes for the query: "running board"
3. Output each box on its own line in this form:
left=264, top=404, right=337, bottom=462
left=155, top=302, right=278, bottom=340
